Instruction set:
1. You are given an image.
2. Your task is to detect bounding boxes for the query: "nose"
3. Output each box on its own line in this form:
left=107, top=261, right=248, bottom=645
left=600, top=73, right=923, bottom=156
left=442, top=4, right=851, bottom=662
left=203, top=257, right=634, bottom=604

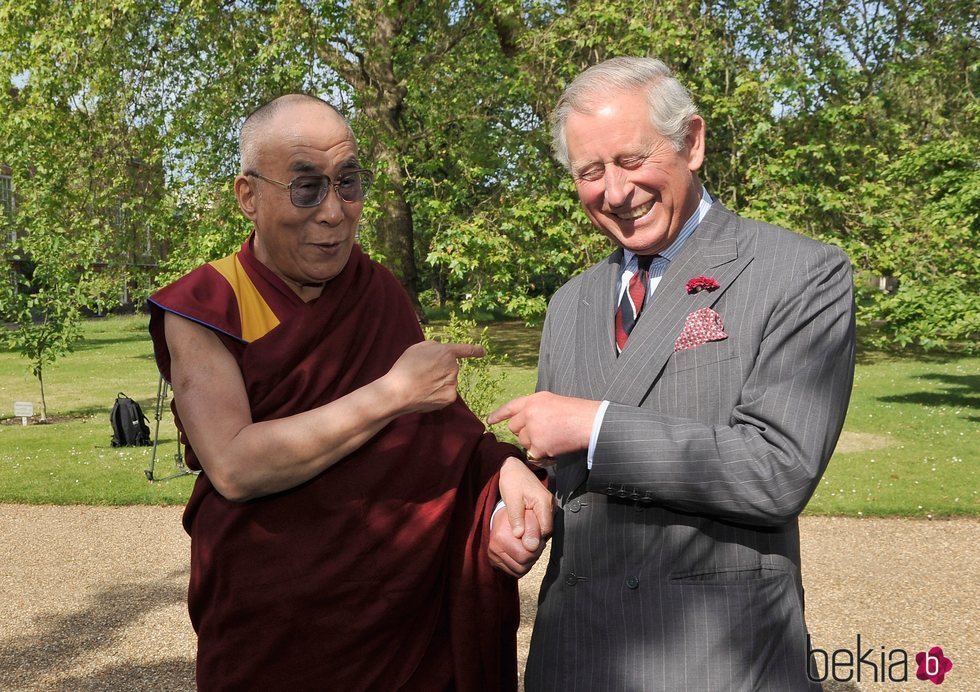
left=602, top=166, right=632, bottom=209
left=313, top=186, right=345, bottom=226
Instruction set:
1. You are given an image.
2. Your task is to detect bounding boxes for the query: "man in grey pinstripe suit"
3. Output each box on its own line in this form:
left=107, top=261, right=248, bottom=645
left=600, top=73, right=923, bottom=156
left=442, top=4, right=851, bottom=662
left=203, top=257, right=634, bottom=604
left=487, top=57, right=855, bottom=691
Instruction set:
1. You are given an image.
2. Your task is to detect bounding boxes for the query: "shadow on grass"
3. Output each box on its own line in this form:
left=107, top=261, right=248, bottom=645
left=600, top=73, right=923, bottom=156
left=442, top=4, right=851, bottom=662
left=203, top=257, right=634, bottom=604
left=60, top=400, right=170, bottom=419
left=0, top=570, right=194, bottom=690
left=483, top=320, right=543, bottom=368
left=54, top=405, right=115, bottom=419
left=70, top=332, right=151, bottom=352
left=877, top=371, right=980, bottom=419
left=855, top=341, right=979, bottom=366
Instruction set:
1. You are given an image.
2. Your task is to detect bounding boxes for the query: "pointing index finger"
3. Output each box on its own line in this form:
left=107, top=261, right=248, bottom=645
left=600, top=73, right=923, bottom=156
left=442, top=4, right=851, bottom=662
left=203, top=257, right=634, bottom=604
left=444, top=342, right=486, bottom=359
left=486, top=396, right=525, bottom=425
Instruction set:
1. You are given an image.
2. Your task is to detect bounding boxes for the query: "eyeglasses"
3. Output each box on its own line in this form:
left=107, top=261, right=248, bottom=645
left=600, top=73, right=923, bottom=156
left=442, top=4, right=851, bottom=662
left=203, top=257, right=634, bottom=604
left=245, top=168, right=374, bottom=207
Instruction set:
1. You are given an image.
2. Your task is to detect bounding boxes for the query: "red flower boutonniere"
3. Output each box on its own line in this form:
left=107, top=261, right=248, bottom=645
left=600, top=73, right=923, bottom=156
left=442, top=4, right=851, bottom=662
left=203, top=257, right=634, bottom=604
left=686, top=276, right=720, bottom=294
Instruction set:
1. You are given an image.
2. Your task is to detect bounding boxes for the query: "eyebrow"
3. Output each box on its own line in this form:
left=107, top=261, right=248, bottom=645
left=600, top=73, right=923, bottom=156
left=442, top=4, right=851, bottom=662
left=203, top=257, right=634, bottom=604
left=288, top=161, right=319, bottom=174
left=288, top=158, right=361, bottom=175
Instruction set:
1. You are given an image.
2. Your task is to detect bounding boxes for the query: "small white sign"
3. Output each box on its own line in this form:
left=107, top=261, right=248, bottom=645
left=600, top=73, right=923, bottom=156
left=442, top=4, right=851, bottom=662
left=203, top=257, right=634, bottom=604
left=14, top=401, right=34, bottom=418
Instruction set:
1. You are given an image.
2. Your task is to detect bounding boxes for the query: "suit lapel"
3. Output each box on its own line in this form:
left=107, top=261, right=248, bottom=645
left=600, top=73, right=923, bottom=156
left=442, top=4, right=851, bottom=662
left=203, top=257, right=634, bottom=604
left=601, top=203, right=753, bottom=406
left=574, top=250, right=621, bottom=399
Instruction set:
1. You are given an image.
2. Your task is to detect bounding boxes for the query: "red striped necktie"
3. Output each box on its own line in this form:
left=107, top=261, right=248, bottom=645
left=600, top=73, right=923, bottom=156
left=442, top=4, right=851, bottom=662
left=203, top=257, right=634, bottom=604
left=615, top=255, right=654, bottom=353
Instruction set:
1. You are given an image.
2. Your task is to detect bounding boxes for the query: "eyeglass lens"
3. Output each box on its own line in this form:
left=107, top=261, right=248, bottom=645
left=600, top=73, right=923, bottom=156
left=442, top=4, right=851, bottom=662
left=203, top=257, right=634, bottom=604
left=291, top=172, right=370, bottom=207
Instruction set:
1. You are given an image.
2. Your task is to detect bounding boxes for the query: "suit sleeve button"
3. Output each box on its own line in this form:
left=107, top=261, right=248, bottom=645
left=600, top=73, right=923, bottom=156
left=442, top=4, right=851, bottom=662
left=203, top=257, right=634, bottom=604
left=625, top=576, right=639, bottom=589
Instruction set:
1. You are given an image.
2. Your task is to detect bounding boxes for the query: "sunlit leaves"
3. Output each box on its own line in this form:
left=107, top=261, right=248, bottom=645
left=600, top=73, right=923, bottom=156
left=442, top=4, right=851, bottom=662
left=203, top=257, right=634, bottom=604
left=0, top=0, right=976, bottom=353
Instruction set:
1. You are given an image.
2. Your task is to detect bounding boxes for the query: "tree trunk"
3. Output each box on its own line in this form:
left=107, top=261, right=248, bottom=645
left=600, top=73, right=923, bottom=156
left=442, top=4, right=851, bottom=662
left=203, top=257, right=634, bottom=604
left=374, top=147, right=422, bottom=320
left=37, top=367, right=48, bottom=421
left=321, top=7, right=425, bottom=320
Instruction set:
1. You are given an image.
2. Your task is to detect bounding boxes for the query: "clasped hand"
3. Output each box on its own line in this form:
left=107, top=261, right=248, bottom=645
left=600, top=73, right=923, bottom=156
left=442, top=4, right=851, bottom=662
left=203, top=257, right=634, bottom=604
left=489, top=457, right=555, bottom=578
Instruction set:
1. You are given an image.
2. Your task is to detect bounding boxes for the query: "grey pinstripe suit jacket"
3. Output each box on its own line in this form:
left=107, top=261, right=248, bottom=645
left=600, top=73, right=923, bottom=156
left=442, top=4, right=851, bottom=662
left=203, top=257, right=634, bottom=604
left=524, top=203, right=855, bottom=692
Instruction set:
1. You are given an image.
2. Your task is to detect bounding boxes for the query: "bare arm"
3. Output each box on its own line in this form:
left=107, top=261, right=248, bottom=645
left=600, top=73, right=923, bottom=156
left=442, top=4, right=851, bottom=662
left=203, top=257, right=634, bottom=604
left=165, top=311, right=483, bottom=502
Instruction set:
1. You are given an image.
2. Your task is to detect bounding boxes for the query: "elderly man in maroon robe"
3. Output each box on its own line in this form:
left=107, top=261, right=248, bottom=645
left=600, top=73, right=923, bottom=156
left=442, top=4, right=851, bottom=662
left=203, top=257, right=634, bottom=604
left=148, top=94, right=551, bottom=691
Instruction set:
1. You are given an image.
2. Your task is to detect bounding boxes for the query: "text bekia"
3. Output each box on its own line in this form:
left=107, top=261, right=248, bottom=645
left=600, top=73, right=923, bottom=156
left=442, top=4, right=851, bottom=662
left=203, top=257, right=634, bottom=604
left=808, top=634, right=909, bottom=683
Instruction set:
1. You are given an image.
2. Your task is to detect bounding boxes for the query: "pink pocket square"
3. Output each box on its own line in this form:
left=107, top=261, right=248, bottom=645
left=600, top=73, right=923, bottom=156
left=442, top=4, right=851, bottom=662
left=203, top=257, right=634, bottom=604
left=674, top=307, right=728, bottom=352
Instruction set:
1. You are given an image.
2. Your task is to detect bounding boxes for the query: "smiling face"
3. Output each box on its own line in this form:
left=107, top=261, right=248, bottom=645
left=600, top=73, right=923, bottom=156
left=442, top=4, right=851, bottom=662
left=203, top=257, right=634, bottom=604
left=564, top=89, right=705, bottom=256
left=234, top=101, right=362, bottom=301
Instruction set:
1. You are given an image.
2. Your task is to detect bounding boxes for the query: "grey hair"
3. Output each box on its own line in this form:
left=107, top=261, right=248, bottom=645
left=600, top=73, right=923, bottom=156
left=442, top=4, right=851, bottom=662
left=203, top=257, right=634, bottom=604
left=551, top=57, right=699, bottom=170
left=239, top=94, right=354, bottom=173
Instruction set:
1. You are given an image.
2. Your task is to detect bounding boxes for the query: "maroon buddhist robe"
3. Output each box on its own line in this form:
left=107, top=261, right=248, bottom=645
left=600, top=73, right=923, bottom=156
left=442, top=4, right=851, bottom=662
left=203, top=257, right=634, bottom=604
left=148, top=236, right=519, bottom=691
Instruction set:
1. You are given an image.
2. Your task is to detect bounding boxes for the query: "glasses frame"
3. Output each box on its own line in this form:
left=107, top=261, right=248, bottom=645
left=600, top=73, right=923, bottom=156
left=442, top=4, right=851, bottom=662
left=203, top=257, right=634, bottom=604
left=245, top=168, right=374, bottom=207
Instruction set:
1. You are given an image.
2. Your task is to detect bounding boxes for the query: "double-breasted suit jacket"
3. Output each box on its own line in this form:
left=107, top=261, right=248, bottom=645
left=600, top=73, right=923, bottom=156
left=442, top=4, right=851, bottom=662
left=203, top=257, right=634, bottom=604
left=524, top=202, right=856, bottom=692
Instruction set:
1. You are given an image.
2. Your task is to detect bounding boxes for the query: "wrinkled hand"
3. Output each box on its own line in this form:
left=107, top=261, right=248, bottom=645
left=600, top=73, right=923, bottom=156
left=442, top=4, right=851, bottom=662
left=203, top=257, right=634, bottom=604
left=489, top=507, right=545, bottom=577
left=488, top=457, right=554, bottom=577
left=384, top=340, right=484, bottom=414
left=487, top=392, right=600, bottom=461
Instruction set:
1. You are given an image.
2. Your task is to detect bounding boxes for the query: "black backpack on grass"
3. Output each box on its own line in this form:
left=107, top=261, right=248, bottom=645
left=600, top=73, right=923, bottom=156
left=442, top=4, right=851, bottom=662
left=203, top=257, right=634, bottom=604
left=110, top=392, right=152, bottom=447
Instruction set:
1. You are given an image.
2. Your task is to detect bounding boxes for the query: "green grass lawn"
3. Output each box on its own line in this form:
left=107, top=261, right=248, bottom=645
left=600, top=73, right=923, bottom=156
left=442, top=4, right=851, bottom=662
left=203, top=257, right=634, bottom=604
left=1, top=315, right=977, bottom=515
left=0, top=315, right=196, bottom=505
left=806, top=349, right=978, bottom=517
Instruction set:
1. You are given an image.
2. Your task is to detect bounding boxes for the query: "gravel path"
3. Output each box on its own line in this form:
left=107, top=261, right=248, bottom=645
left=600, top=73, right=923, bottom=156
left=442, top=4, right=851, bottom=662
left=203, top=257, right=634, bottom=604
left=0, top=505, right=976, bottom=691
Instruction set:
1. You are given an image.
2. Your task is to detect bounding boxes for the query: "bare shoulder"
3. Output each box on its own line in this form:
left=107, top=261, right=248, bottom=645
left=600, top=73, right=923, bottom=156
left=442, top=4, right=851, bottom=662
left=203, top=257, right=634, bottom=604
left=163, top=311, right=243, bottom=390
left=164, top=311, right=223, bottom=354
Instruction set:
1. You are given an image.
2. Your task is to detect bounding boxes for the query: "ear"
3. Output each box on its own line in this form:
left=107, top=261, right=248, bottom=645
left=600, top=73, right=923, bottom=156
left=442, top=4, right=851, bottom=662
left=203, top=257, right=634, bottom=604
left=235, top=174, right=258, bottom=221
left=683, top=115, right=706, bottom=172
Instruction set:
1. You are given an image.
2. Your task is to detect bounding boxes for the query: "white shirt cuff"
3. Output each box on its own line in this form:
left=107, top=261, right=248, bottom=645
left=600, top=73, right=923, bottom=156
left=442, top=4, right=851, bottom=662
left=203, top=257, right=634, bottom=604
left=586, top=400, right=611, bottom=470
left=489, top=498, right=507, bottom=530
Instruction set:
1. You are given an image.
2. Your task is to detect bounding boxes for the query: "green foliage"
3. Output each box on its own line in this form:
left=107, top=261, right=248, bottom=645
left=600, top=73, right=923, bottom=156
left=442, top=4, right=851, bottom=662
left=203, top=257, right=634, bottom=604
left=423, top=313, right=507, bottom=420
left=866, top=137, right=980, bottom=351
left=737, top=0, right=979, bottom=351
left=0, top=207, right=103, bottom=415
left=1, top=0, right=976, bottom=351
left=0, top=279, right=83, bottom=419
left=425, top=182, right=609, bottom=321
left=0, top=0, right=171, bottom=386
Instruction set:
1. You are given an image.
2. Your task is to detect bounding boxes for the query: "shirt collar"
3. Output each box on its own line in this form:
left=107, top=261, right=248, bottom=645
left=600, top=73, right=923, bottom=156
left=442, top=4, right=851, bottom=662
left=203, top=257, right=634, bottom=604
left=623, top=187, right=713, bottom=269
